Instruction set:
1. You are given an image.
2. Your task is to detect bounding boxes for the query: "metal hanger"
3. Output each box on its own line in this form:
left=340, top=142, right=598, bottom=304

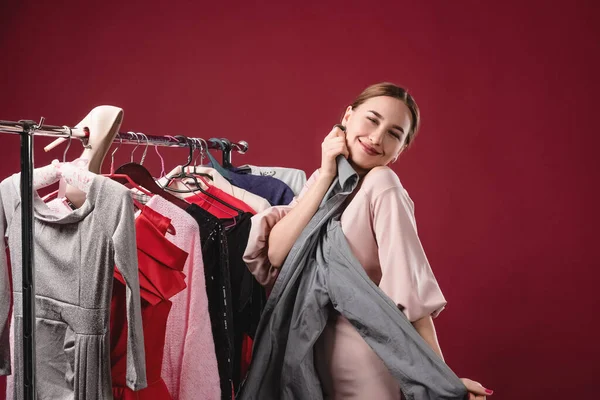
left=138, top=133, right=150, bottom=165
left=187, top=138, right=213, bottom=180
left=129, top=132, right=141, bottom=163
left=62, top=125, right=73, bottom=163
left=109, top=136, right=122, bottom=174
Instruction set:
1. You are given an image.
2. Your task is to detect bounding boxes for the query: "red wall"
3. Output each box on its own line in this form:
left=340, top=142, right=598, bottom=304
left=1, top=1, right=598, bottom=398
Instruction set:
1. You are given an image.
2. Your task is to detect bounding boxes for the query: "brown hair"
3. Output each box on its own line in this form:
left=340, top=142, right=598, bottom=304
left=350, top=82, right=421, bottom=148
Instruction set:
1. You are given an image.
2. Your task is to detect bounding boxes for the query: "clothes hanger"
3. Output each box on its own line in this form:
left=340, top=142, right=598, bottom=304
left=42, top=126, right=95, bottom=203
left=161, top=137, right=240, bottom=225
left=152, top=137, right=240, bottom=222
left=105, top=136, right=176, bottom=233
left=163, top=136, right=244, bottom=221
left=56, top=125, right=74, bottom=199
left=154, top=139, right=167, bottom=179
left=97, top=136, right=154, bottom=209
left=183, top=137, right=213, bottom=182
left=138, top=132, right=150, bottom=166
left=113, top=134, right=191, bottom=210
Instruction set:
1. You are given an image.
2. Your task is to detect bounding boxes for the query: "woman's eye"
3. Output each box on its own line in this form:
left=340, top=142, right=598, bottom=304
left=388, top=131, right=401, bottom=139
left=367, top=117, right=378, bottom=125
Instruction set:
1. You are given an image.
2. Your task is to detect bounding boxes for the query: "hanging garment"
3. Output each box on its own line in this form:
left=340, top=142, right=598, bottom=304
left=145, top=196, right=221, bottom=400
left=111, top=206, right=188, bottom=400
left=0, top=173, right=147, bottom=400
left=159, top=167, right=271, bottom=213
left=220, top=213, right=266, bottom=392
left=185, top=204, right=234, bottom=400
left=0, top=247, right=12, bottom=400
left=186, top=184, right=256, bottom=217
left=239, top=158, right=466, bottom=400
left=227, top=169, right=294, bottom=206
left=239, top=165, right=307, bottom=197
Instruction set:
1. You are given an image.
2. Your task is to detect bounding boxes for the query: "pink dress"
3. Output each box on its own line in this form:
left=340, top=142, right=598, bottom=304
left=145, top=196, right=221, bottom=400
left=243, top=166, right=447, bottom=399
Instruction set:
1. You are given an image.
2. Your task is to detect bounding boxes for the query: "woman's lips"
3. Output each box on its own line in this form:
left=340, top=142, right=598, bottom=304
left=359, top=140, right=381, bottom=156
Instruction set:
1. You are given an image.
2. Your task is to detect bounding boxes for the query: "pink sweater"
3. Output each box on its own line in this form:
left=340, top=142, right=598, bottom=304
left=146, top=196, right=220, bottom=400
left=243, top=166, right=447, bottom=400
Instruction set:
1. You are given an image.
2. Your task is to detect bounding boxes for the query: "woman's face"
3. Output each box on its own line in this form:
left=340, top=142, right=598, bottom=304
left=342, top=95, right=412, bottom=174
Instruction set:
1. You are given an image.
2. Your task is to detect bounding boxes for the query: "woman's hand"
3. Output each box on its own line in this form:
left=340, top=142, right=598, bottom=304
left=461, top=378, right=494, bottom=399
left=320, top=125, right=349, bottom=179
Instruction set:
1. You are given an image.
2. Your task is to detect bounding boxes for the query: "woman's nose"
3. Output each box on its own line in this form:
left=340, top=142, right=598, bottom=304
left=368, top=129, right=384, bottom=145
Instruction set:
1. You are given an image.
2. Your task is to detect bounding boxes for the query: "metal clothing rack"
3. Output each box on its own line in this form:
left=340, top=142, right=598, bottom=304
left=0, top=118, right=249, bottom=400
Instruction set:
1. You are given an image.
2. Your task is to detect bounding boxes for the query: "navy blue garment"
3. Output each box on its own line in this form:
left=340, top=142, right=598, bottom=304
left=229, top=169, right=294, bottom=206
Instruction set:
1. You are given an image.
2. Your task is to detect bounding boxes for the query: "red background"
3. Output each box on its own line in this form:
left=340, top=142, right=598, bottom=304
left=1, top=1, right=598, bottom=398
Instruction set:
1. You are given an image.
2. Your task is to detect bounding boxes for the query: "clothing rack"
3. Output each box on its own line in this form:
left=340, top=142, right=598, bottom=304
left=0, top=118, right=249, bottom=400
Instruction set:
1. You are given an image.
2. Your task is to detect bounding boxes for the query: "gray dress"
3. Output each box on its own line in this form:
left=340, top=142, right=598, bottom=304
left=0, top=173, right=147, bottom=399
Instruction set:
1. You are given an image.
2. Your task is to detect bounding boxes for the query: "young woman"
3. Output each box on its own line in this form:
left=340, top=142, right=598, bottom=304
left=245, top=82, right=493, bottom=400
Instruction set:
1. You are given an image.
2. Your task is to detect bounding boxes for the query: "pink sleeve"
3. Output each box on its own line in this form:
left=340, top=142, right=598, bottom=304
left=243, top=169, right=318, bottom=289
left=372, top=186, right=447, bottom=322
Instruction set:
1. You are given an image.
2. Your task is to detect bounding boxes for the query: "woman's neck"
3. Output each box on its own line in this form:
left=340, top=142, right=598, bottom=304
left=347, top=159, right=371, bottom=178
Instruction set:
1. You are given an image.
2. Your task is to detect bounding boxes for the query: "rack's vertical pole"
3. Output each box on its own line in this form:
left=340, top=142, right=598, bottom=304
left=19, top=121, right=36, bottom=400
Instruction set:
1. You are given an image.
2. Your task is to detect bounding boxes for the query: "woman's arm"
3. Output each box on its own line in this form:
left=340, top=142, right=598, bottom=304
left=267, top=126, right=348, bottom=268
left=412, top=315, right=444, bottom=361
left=268, top=172, right=334, bottom=267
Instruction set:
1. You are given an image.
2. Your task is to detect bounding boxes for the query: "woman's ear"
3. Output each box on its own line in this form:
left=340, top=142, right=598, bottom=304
left=341, top=106, right=353, bottom=126
left=393, top=145, right=407, bottom=163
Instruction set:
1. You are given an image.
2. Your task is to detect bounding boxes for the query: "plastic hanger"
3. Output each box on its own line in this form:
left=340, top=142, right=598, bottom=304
left=37, top=160, right=95, bottom=194
left=163, top=136, right=244, bottom=222
left=42, top=127, right=89, bottom=202
left=104, top=137, right=176, bottom=233
left=100, top=136, right=153, bottom=208
left=111, top=134, right=190, bottom=210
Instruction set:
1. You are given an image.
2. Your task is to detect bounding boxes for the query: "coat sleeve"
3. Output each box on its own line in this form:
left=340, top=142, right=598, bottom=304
left=372, top=186, right=447, bottom=322
left=243, top=170, right=318, bottom=289
left=111, top=188, right=147, bottom=390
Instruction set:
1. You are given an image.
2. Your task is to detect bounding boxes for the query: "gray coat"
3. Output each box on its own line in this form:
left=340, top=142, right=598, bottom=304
left=239, top=158, right=467, bottom=400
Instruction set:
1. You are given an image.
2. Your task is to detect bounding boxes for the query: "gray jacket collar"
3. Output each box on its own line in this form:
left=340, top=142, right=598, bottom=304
left=322, top=156, right=359, bottom=205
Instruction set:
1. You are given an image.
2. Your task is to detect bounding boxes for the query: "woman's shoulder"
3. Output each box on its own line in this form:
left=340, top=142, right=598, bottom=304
left=361, top=166, right=405, bottom=194
left=306, top=165, right=409, bottom=202
left=361, top=167, right=415, bottom=211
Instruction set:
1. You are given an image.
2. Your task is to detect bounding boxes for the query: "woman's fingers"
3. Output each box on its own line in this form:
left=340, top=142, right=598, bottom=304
left=461, top=378, right=493, bottom=396
left=327, top=125, right=345, bottom=139
left=320, top=124, right=349, bottom=176
left=325, top=137, right=348, bottom=157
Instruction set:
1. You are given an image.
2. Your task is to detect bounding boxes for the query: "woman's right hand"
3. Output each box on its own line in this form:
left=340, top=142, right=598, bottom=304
left=320, top=125, right=349, bottom=179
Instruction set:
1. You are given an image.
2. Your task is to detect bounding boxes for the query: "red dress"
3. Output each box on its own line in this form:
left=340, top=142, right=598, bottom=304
left=110, top=206, right=189, bottom=399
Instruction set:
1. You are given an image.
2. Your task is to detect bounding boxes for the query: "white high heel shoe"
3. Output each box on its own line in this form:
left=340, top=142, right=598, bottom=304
left=46, top=105, right=124, bottom=207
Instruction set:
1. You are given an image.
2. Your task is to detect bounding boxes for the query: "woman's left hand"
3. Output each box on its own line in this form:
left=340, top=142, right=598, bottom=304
left=460, top=378, right=493, bottom=399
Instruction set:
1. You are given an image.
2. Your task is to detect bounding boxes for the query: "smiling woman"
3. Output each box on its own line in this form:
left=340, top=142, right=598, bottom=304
left=242, top=83, right=493, bottom=399
left=341, top=84, right=418, bottom=175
